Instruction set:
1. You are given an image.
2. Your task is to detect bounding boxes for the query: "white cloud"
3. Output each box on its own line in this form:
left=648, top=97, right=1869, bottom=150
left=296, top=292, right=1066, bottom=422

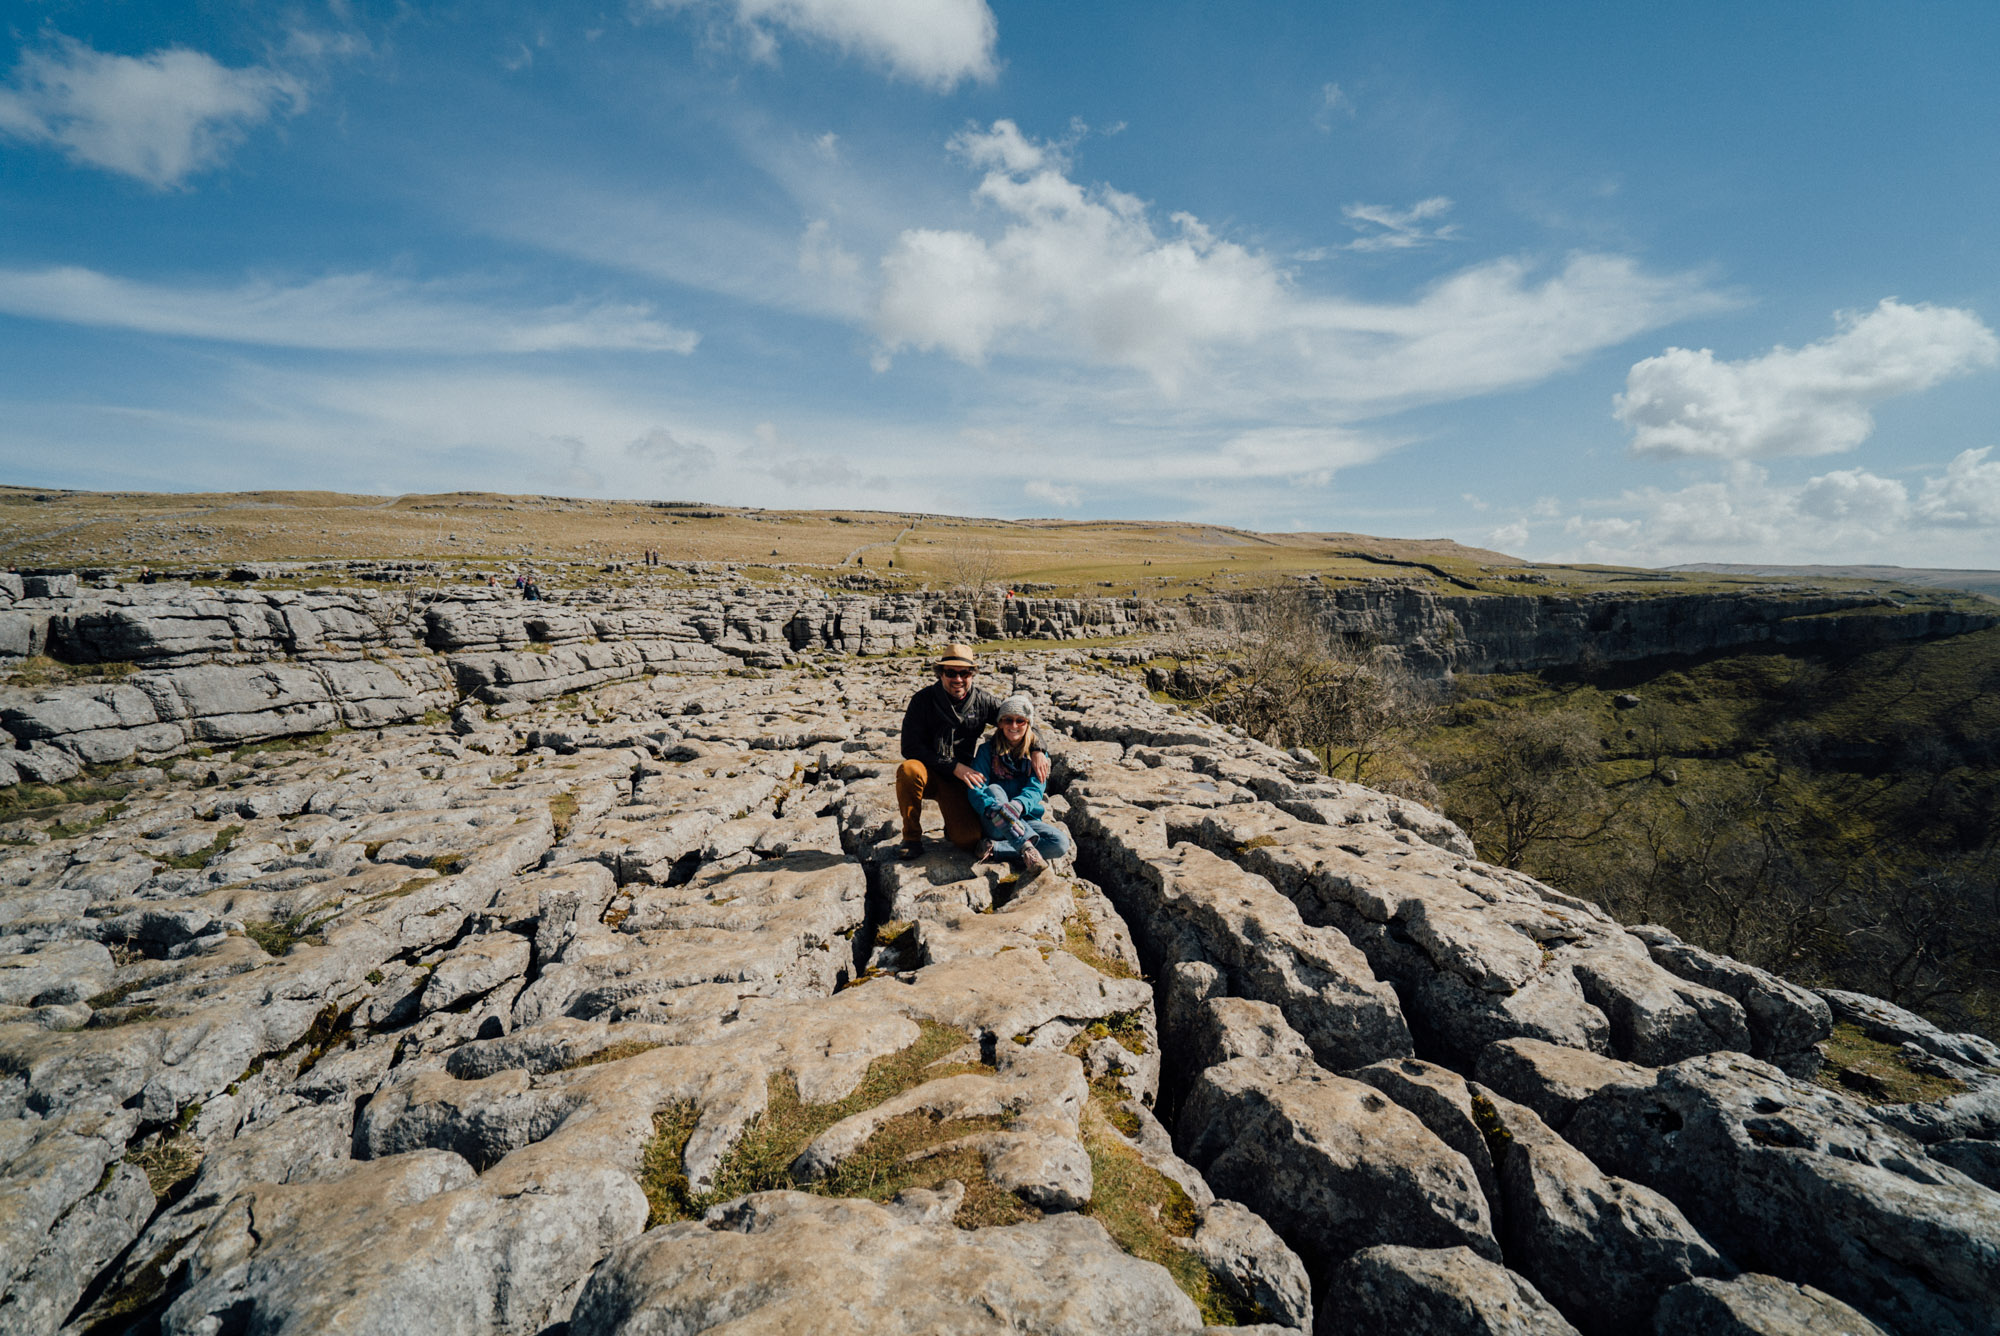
left=1915, top=446, right=2000, bottom=527
left=0, top=265, right=699, bottom=354
left=797, top=219, right=862, bottom=285
left=1342, top=196, right=1460, bottom=252
left=1486, top=520, right=1529, bottom=551
left=627, top=426, right=717, bottom=472
left=1313, top=82, right=1352, bottom=131
left=1024, top=479, right=1079, bottom=509
left=0, top=35, right=304, bottom=188
left=1615, top=298, right=1999, bottom=460
left=1501, top=450, right=2000, bottom=567
left=875, top=121, right=1723, bottom=408
left=655, top=0, right=997, bottom=89
left=1797, top=468, right=1908, bottom=526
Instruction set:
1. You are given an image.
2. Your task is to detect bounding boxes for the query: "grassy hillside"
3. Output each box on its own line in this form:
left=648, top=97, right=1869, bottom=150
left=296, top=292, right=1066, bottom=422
left=1424, top=627, right=2000, bottom=1039
left=8, top=483, right=1986, bottom=607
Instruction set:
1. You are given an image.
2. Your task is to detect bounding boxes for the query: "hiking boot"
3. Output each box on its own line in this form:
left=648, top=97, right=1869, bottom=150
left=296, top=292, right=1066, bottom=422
left=897, top=837, right=924, bottom=861
left=1021, top=845, right=1047, bottom=873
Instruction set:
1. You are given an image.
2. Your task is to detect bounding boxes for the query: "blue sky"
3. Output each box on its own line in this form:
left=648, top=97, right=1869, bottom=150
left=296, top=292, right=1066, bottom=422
left=3, top=1, right=1999, bottom=567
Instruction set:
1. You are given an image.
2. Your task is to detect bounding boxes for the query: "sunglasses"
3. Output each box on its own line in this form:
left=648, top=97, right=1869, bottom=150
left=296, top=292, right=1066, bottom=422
left=939, top=668, right=976, bottom=680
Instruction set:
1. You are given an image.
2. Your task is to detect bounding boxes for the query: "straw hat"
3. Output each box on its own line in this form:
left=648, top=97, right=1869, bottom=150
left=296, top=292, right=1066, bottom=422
left=934, top=643, right=979, bottom=670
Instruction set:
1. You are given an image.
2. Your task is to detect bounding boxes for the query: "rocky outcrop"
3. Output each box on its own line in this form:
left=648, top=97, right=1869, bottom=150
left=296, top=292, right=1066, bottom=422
left=570, top=1191, right=1208, bottom=1336
left=1189, top=584, right=1998, bottom=678
left=1, top=658, right=452, bottom=773
left=0, top=652, right=1992, bottom=1335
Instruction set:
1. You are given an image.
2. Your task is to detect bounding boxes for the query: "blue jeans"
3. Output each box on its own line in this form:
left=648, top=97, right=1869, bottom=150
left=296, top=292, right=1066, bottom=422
left=974, top=784, right=1073, bottom=863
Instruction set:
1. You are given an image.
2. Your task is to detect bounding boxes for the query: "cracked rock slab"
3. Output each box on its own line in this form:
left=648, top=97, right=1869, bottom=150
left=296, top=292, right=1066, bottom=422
left=568, top=1190, right=1208, bottom=1336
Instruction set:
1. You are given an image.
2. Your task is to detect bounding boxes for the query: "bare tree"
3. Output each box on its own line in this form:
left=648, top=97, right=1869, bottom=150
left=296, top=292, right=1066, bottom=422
left=1445, top=708, right=1605, bottom=867
left=939, top=538, right=1002, bottom=596
left=1184, top=586, right=1440, bottom=798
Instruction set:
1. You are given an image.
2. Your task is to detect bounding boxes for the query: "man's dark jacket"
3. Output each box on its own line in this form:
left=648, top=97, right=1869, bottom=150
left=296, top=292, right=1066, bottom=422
left=900, top=683, right=1038, bottom=776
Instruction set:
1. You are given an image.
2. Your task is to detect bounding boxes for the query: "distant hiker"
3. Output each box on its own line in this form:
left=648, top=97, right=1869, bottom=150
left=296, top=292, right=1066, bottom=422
left=969, top=694, right=1071, bottom=873
left=896, top=643, right=1049, bottom=860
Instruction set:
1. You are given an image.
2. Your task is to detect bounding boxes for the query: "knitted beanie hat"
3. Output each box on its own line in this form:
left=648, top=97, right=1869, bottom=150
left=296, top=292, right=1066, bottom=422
left=996, top=693, right=1035, bottom=722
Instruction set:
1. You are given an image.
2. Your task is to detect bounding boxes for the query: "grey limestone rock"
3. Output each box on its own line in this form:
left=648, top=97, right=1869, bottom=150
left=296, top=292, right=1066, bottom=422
left=1866, top=1082, right=2000, bottom=1145
left=1473, top=1087, right=1730, bottom=1335
left=1473, top=1037, right=1652, bottom=1132
left=570, top=1190, right=1208, bottom=1336
left=1190, top=1199, right=1314, bottom=1332
left=419, top=931, right=532, bottom=1016
left=1927, top=1137, right=2000, bottom=1191
left=0, top=1160, right=153, bottom=1336
left=1565, top=1051, right=2000, bottom=1336
left=0, top=939, right=114, bottom=1006
left=1627, top=925, right=1830, bottom=1074
left=1818, top=988, right=2000, bottom=1070
left=1320, top=1244, right=1580, bottom=1335
left=1067, top=799, right=1411, bottom=1071
left=1181, top=1053, right=1501, bottom=1277
left=1651, top=1274, right=1888, bottom=1336
left=161, top=1146, right=644, bottom=1336
left=1349, top=1056, right=1503, bottom=1226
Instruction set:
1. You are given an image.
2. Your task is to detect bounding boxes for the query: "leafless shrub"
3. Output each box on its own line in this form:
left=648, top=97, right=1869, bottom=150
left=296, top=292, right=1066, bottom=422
left=1178, top=586, right=1441, bottom=798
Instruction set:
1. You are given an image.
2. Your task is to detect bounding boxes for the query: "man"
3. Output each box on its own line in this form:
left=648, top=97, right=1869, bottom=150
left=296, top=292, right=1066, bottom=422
left=896, top=643, right=1050, bottom=859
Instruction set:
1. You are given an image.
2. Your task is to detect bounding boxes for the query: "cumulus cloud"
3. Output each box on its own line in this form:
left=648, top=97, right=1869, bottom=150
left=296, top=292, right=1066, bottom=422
left=0, top=35, right=304, bottom=188
left=1342, top=197, right=1460, bottom=252
left=877, top=122, right=1285, bottom=388
left=654, top=0, right=997, bottom=89
left=1797, top=467, right=1908, bottom=526
left=1915, top=446, right=2000, bottom=526
left=1615, top=299, right=1999, bottom=460
left=0, top=265, right=699, bottom=354
left=1024, top=479, right=1079, bottom=509
left=627, top=427, right=717, bottom=472
left=1490, top=448, right=2000, bottom=567
left=874, top=121, right=1723, bottom=410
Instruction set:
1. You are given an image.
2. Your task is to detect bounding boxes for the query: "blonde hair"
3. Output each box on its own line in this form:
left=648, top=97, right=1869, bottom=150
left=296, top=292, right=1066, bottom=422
left=994, top=717, right=1036, bottom=759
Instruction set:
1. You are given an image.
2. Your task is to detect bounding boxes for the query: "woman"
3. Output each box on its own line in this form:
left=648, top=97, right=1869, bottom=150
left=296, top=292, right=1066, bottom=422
left=969, top=694, right=1073, bottom=872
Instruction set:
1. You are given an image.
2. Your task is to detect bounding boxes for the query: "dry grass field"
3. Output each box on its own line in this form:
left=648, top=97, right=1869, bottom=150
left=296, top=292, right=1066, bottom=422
left=0, top=483, right=1974, bottom=603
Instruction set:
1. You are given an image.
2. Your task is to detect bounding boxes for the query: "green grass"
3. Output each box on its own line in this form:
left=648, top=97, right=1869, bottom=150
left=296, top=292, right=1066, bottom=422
left=1421, top=628, right=2000, bottom=1040
left=563, top=1039, right=664, bottom=1071
left=230, top=730, right=340, bottom=762
left=639, top=1020, right=991, bottom=1226
left=1061, top=911, right=1143, bottom=982
left=549, top=791, right=580, bottom=840
left=158, top=823, right=242, bottom=870
left=0, top=654, right=137, bottom=689
left=1079, top=1090, right=1263, bottom=1327
left=240, top=905, right=331, bottom=957
left=0, top=779, right=133, bottom=823
left=1814, top=1022, right=1971, bottom=1105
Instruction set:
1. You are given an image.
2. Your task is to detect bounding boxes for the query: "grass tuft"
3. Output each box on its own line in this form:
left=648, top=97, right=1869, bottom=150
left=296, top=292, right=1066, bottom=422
left=1062, top=910, right=1142, bottom=981
left=549, top=791, right=580, bottom=841
left=1815, top=1022, right=1970, bottom=1105
left=241, top=908, right=331, bottom=957
left=563, top=1039, right=664, bottom=1071
left=159, top=823, right=242, bottom=870
left=230, top=729, right=339, bottom=763
left=639, top=1020, right=993, bottom=1226
left=1080, top=1094, right=1261, bottom=1327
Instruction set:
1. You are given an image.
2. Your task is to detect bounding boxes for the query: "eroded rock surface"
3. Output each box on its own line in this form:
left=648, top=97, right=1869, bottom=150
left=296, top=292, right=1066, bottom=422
left=0, top=642, right=1990, bottom=1336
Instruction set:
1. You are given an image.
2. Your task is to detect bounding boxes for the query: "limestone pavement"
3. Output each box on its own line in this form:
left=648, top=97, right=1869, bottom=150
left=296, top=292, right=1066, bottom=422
left=0, top=640, right=1993, bottom=1334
